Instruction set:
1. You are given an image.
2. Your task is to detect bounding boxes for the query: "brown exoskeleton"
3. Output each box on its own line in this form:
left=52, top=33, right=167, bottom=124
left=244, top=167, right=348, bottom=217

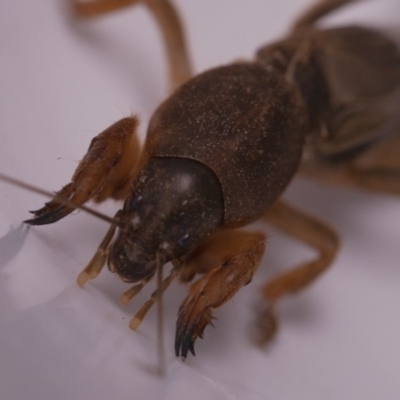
left=3, top=0, right=400, bottom=362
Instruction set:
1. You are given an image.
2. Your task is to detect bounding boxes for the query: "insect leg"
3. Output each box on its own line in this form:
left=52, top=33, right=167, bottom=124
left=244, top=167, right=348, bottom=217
left=27, top=116, right=141, bottom=225
left=71, top=0, right=141, bottom=17
left=301, top=132, right=400, bottom=196
left=255, top=200, right=339, bottom=344
left=175, top=230, right=266, bottom=359
left=128, top=260, right=183, bottom=329
left=71, top=0, right=192, bottom=89
left=291, top=0, right=360, bottom=33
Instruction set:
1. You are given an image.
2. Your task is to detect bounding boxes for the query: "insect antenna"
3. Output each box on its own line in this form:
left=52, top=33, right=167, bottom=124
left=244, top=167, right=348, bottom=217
left=0, top=172, right=125, bottom=228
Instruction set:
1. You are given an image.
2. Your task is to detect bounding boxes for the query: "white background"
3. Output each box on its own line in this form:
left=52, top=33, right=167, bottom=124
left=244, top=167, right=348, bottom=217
left=0, top=1, right=400, bottom=399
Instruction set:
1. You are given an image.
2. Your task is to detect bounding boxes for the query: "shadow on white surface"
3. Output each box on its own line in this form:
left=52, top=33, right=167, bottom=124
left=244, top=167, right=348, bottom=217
left=0, top=224, right=30, bottom=269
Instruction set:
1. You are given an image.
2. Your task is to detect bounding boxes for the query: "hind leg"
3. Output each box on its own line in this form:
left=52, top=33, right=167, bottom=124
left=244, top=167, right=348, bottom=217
left=291, top=0, right=359, bottom=33
left=71, top=0, right=140, bottom=16
left=71, top=0, right=192, bottom=89
left=300, top=131, right=400, bottom=196
left=255, top=200, right=339, bottom=344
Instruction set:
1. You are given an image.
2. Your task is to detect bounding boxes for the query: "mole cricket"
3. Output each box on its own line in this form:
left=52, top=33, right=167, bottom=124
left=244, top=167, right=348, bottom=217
left=1, top=0, right=400, bottom=363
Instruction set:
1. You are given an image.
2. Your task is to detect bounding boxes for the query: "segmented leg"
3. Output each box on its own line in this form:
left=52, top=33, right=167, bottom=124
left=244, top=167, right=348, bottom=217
left=255, top=200, right=339, bottom=344
left=291, top=0, right=359, bottom=33
left=72, top=0, right=192, bottom=89
left=175, top=230, right=266, bottom=359
left=27, top=117, right=141, bottom=225
left=71, top=0, right=140, bottom=16
left=300, top=131, right=400, bottom=195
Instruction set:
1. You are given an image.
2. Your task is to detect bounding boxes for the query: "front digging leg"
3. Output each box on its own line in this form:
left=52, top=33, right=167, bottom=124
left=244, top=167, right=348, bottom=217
left=27, top=116, right=141, bottom=225
left=175, top=230, right=266, bottom=359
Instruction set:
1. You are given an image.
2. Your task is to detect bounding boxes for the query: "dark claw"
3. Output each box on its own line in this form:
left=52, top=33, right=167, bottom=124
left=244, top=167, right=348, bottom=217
left=175, top=327, right=197, bottom=359
left=175, top=305, right=212, bottom=359
left=26, top=182, right=77, bottom=225
left=24, top=204, right=73, bottom=225
left=29, top=200, right=55, bottom=215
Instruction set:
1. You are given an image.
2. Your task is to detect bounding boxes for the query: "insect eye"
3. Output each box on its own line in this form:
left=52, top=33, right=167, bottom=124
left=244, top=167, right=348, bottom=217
left=130, top=195, right=142, bottom=210
left=124, top=194, right=142, bottom=212
left=177, top=233, right=190, bottom=248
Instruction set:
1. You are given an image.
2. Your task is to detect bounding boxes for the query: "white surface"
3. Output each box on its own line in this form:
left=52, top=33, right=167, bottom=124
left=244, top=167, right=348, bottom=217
left=1, top=1, right=400, bottom=399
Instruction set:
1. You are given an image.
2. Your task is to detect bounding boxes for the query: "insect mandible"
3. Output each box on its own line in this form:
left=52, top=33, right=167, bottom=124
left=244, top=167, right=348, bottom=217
left=2, top=0, right=400, bottom=363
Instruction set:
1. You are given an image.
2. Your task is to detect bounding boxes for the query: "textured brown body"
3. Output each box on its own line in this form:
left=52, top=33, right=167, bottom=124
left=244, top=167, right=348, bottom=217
left=145, top=63, right=307, bottom=226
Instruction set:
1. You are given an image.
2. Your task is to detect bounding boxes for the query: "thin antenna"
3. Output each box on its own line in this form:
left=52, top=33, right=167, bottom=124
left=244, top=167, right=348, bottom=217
left=0, top=172, right=122, bottom=227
